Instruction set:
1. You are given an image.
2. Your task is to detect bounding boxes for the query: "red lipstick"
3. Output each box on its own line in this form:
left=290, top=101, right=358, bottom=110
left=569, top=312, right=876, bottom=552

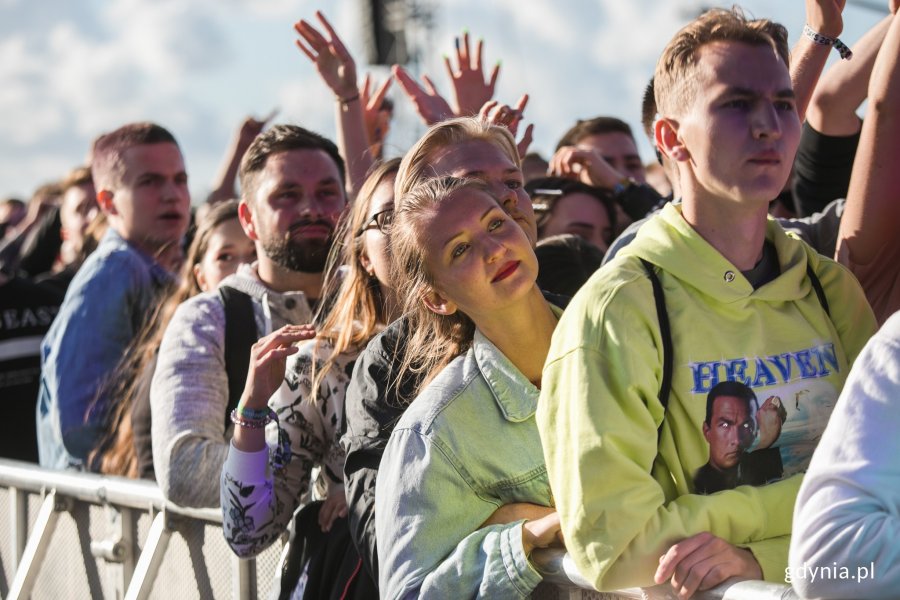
left=491, top=260, right=520, bottom=283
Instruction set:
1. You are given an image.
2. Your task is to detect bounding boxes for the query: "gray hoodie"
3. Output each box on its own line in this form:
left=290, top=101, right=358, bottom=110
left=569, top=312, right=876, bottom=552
left=150, top=263, right=313, bottom=508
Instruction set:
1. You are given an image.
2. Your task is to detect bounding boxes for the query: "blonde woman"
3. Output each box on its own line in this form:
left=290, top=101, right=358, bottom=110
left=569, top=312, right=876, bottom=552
left=375, top=176, right=563, bottom=598
left=342, top=117, right=550, bottom=586
left=220, top=160, right=400, bottom=566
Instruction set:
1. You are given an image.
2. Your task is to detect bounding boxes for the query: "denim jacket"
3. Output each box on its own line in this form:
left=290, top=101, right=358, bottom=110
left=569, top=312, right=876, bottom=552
left=375, top=310, right=562, bottom=600
left=37, top=228, right=172, bottom=469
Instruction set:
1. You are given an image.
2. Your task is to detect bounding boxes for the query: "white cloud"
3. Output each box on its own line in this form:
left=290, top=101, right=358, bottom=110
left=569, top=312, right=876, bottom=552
left=0, top=0, right=888, bottom=198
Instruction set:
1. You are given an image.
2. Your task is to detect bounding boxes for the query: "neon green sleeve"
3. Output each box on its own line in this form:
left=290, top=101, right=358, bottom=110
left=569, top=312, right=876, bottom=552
left=744, top=535, right=791, bottom=583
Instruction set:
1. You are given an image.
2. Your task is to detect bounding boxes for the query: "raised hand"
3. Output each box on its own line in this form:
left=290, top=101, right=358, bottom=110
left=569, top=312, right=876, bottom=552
left=392, top=64, right=454, bottom=125
left=805, top=0, right=847, bottom=38
left=654, top=532, right=762, bottom=599
left=360, top=73, right=394, bottom=159
left=444, top=31, right=501, bottom=116
left=237, top=109, right=277, bottom=150
left=294, top=11, right=357, bottom=101
left=479, top=95, right=534, bottom=157
left=239, top=324, right=317, bottom=411
left=549, top=145, right=622, bottom=189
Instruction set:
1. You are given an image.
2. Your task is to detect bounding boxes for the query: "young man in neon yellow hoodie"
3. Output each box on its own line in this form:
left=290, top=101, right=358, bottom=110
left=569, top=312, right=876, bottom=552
left=537, top=8, right=877, bottom=598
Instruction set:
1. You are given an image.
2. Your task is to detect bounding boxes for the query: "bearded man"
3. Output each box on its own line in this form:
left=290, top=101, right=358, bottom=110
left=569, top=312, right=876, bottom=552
left=151, top=125, right=346, bottom=507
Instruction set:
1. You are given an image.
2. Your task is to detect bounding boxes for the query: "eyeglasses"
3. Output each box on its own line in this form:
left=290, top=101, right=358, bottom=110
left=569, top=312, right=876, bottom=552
left=356, top=208, right=394, bottom=236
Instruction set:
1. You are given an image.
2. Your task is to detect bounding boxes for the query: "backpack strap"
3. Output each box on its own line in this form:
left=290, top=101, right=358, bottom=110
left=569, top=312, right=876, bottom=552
left=639, top=259, right=673, bottom=441
left=219, top=286, right=257, bottom=431
left=805, top=264, right=831, bottom=317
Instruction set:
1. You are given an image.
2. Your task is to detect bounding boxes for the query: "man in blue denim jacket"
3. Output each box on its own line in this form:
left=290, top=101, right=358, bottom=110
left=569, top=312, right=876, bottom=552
left=37, top=122, right=190, bottom=469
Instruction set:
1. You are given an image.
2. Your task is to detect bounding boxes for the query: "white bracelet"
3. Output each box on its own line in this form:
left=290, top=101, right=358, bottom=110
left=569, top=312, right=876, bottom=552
left=803, top=24, right=853, bottom=60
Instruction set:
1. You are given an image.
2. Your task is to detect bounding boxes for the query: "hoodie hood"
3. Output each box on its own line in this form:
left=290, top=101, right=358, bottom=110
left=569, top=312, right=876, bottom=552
left=619, top=202, right=821, bottom=308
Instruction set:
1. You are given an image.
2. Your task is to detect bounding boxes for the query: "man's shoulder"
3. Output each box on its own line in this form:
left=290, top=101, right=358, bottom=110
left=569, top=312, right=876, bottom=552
left=565, top=254, right=656, bottom=319
left=160, top=289, right=232, bottom=351
left=69, top=240, right=158, bottom=297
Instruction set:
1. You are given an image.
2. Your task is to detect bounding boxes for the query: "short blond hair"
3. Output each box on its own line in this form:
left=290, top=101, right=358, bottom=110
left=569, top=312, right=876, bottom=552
left=394, top=117, right=520, bottom=201
left=654, top=7, right=789, bottom=119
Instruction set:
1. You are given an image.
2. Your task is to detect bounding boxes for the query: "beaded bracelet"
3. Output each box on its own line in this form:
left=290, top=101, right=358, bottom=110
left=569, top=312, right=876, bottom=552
left=803, top=24, right=853, bottom=61
left=236, top=406, right=271, bottom=421
left=230, top=408, right=270, bottom=429
left=230, top=408, right=293, bottom=471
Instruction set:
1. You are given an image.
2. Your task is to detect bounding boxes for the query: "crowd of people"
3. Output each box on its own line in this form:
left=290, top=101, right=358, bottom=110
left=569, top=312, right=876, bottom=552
left=1, top=1, right=899, bottom=598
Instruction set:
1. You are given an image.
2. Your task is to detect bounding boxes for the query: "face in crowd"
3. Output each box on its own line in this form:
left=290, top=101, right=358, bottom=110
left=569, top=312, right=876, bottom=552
left=418, top=184, right=539, bottom=322
left=426, top=138, right=537, bottom=245
left=244, top=147, right=346, bottom=273
left=99, top=142, right=191, bottom=258
left=661, top=41, right=800, bottom=210
left=194, top=216, right=256, bottom=292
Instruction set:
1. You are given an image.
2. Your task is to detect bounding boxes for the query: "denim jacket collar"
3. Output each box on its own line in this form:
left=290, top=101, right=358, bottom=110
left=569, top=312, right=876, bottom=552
left=101, top=227, right=174, bottom=287
left=472, top=330, right=537, bottom=423
left=472, top=304, right=563, bottom=422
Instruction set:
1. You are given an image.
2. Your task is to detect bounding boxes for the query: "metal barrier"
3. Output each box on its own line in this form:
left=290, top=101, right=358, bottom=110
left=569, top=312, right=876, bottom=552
left=0, top=459, right=283, bottom=599
left=0, top=459, right=798, bottom=599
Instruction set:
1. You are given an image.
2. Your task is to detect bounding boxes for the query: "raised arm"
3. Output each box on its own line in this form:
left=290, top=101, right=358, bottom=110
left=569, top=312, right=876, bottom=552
left=807, top=13, right=892, bottom=136
left=792, top=5, right=893, bottom=216
left=789, top=0, right=847, bottom=122
left=207, top=113, right=273, bottom=204
left=392, top=65, right=454, bottom=125
left=294, top=11, right=375, bottom=198
left=359, top=73, right=393, bottom=160
left=835, top=7, right=900, bottom=323
left=444, top=31, right=500, bottom=116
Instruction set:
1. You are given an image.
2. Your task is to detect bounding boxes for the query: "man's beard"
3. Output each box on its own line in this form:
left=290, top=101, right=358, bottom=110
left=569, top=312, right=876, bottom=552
left=261, top=220, right=335, bottom=273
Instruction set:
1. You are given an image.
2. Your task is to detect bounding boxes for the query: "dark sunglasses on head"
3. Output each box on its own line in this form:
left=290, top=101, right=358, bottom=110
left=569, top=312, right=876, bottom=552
left=357, top=208, right=394, bottom=236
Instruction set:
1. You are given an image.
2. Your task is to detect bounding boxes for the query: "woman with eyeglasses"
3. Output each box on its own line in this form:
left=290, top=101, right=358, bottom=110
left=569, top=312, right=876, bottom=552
left=219, top=159, right=400, bottom=579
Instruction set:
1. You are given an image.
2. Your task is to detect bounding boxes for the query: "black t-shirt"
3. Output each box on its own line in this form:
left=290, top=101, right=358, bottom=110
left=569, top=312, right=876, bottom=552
left=0, top=276, right=64, bottom=462
left=742, top=240, right=780, bottom=289
left=792, top=121, right=860, bottom=217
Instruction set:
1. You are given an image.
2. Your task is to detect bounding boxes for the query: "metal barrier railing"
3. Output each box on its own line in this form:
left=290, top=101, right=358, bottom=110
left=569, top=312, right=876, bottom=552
left=0, top=459, right=797, bottom=599
left=0, top=459, right=276, bottom=599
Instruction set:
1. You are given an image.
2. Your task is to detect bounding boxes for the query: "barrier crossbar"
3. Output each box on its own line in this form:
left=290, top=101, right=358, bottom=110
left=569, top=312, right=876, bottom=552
left=0, top=459, right=797, bottom=599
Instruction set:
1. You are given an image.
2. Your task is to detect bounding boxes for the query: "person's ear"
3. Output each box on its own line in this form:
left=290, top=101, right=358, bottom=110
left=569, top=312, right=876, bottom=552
left=359, top=250, right=375, bottom=277
left=702, top=421, right=711, bottom=442
left=238, top=200, right=258, bottom=241
left=97, top=190, right=116, bottom=215
left=421, top=288, right=457, bottom=316
left=193, top=263, right=209, bottom=292
left=656, top=117, right=689, bottom=163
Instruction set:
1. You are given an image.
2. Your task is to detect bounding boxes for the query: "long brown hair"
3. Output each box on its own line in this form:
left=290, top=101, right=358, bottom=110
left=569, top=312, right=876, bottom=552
left=308, top=159, right=400, bottom=403
left=90, top=200, right=243, bottom=477
left=390, top=177, right=500, bottom=397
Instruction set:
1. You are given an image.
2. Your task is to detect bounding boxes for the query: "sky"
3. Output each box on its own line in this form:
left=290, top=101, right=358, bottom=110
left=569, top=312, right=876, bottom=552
left=0, top=0, right=889, bottom=202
